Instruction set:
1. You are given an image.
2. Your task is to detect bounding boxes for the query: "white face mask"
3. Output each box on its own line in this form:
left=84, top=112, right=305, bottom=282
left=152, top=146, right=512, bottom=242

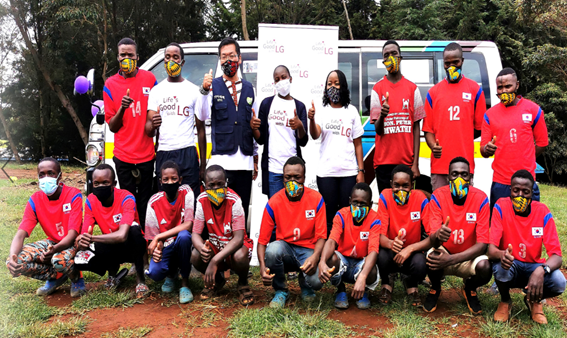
left=275, top=79, right=291, bottom=97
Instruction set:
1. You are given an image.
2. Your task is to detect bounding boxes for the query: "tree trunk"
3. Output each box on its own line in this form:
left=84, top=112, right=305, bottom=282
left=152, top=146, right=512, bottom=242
left=341, top=0, right=354, bottom=40
left=241, top=0, right=250, bottom=40
left=39, top=88, right=46, bottom=157
left=0, top=103, right=22, bottom=164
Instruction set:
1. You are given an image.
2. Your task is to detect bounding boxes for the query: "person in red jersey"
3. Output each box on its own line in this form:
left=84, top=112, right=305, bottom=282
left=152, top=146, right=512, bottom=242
left=423, top=157, right=492, bottom=315
left=489, top=170, right=565, bottom=325
left=190, top=165, right=255, bottom=306
left=7, top=158, right=83, bottom=296
left=376, top=165, right=431, bottom=307
left=103, top=37, right=157, bottom=229
left=318, top=183, right=380, bottom=310
left=74, top=164, right=148, bottom=298
left=423, top=43, right=486, bottom=191
left=371, top=40, right=425, bottom=192
left=145, top=161, right=195, bottom=304
left=480, top=68, right=548, bottom=211
left=258, top=156, right=327, bottom=308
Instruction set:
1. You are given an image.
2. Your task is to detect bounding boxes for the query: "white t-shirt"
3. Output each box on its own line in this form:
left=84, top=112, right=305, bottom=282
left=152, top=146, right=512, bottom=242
left=315, top=104, right=364, bottom=177
left=148, top=79, right=207, bottom=152
left=268, top=96, right=298, bottom=173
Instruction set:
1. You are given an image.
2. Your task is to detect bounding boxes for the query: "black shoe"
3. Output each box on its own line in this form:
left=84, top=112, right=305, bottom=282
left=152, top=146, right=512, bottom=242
left=462, top=288, right=482, bottom=315
left=423, top=289, right=441, bottom=313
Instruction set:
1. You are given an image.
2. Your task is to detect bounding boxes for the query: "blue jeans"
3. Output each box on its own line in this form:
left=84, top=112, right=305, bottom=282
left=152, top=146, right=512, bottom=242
left=146, top=230, right=193, bottom=281
left=330, top=252, right=380, bottom=290
left=264, top=240, right=323, bottom=291
left=490, top=182, right=540, bottom=213
left=268, top=172, right=284, bottom=199
left=493, top=260, right=566, bottom=299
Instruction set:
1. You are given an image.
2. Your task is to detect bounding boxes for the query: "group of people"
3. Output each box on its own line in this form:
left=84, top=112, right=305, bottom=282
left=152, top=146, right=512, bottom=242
left=6, top=37, right=565, bottom=325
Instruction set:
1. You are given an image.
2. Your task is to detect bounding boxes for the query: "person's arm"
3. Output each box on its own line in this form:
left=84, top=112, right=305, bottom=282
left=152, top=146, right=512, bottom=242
left=354, top=137, right=365, bottom=183
left=258, top=202, right=277, bottom=284
left=319, top=213, right=343, bottom=282
left=91, top=223, right=130, bottom=244
left=297, top=103, right=309, bottom=147
left=412, top=121, right=421, bottom=178
left=145, top=109, right=160, bottom=137
left=394, top=236, right=434, bottom=265
left=7, top=230, right=28, bottom=276
left=480, top=115, right=497, bottom=158
left=352, top=251, right=378, bottom=299
left=308, top=101, right=322, bottom=139
left=108, top=89, right=133, bottom=133
left=153, top=222, right=191, bottom=243
left=196, top=116, right=207, bottom=181
left=301, top=238, right=326, bottom=276
left=374, top=93, right=389, bottom=135
left=427, top=242, right=486, bottom=270
left=425, top=132, right=442, bottom=159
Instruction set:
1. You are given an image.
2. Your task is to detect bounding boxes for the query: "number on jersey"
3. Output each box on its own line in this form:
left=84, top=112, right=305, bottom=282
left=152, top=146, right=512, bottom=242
left=448, top=106, right=460, bottom=121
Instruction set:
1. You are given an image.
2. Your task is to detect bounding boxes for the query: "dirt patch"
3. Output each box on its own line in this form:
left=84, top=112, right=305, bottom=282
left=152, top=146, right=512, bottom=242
left=1, top=167, right=86, bottom=191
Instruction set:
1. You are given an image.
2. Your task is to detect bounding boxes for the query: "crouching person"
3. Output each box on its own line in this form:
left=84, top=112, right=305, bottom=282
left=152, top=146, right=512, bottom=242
left=145, top=161, right=195, bottom=303
left=190, top=165, right=255, bottom=306
left=257, top=156, right=327, bottom=308
left=318, top=182, right=380, bottom=309
left=74, top=164, right=148, bottom=298
left=6, top=158, right=83, bottom=296
left=488, top=170, right=565, bottom=324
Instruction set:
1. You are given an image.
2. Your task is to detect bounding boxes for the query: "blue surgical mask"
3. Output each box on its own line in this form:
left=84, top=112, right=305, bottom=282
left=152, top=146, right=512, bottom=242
left=39, top=173, right=60, bottom=196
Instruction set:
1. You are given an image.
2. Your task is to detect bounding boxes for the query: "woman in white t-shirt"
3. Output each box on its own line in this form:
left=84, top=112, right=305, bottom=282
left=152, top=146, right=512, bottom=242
left=308, top=69, right=365, bottom=234
left=251, top=65, right=309, bottom=199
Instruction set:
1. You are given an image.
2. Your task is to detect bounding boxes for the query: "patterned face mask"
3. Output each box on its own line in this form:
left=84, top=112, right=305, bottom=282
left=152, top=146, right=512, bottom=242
left=284, top=180, right=304, bottom=199
left=165, top=60, right=182, bottom=77
left=326, top=86, right=341, bottom=104
left=450, top=177, right=470, bottom=199
left=351, top=205, right=370, bottom=224
left=446, top=66, right=461, bottom=82
left=383, top=55, right=401, bottom=74
left=512, top=196, right=531, bottom=213
left=393, top=190, right=410, bottom=206
left=221, top=59, right=239, bottom=77
left=120, top=58, right=137, bottom=75
left=206, top=187, right=227, bottom=206
left=498, top=92, right=516, bottom=106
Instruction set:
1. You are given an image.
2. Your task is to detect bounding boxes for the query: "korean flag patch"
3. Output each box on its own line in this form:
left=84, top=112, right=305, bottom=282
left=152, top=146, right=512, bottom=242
left=113, top=213, right=122, bottom=224
left=466, top=213, right=477, bottom=222
left=522, top=114, right=532, bottom=123
left=360, top=232, right=369, bottom=240
left=63, top=203, right=71, bottom=212
left=75, top=250, right=95, bottom=264
left=463, top=92, right=472, bottom=100
left=532, top=227, right=543, bottom=238
left=143, top=87, right=151, bottom=95
left=305, top=210, right=315, bottom=220
left=411, top=212, right=420, bottom=220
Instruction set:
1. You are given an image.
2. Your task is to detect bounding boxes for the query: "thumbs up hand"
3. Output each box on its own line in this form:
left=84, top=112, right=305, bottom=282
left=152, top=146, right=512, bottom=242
left=437, top=216, right=451, bottom=243
left=200, top=239, right=213, bottom=263
left=152, top=106, right=162, bottom=129
left=39, top=244, right=55, bottom=263
left=262, top=268, right=275, bottom=286
left=203, top=69, right=213, bottom=91
left=308, top=100, right=316, bottom=120
left=250, top=108, right=261, bottom=130
left=432, top=139, right=443, bottom=159
left=288, top=109, right=303, bottom=131
left=392, top=229, right=405, bottom=254
left=501, top=244, right=514, bottom=270
left=485, top=135, right=497, bottom=157
left=121, top=88, right=133, bottom=109
left=380, top=92, right=390, bottom=118
left=77, top=226, right=93, bottom=251
left=152, top=240, right=164, bottom=263
left=318, top=262, right=336, bottom=284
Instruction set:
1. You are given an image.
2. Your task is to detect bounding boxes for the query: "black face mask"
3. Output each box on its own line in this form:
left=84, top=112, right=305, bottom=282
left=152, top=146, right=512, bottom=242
left=93, top=185, right=113, bottom=203
left=162, top=182, right=180, bottom=200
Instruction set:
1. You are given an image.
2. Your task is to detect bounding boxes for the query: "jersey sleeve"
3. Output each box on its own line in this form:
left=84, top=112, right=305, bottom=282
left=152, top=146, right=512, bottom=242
left=119, top=195, right=136, bottom=227
left=351, top=106, right=364, bottom=139
left=422, top=90, right=434, bottom=133
left=147, top=86, right=159, bottom=112
left=480, top=112, right=493, bottom=149
left=82, top=198, right=96, bottom=234
left=476, top=197, right=490, bottom=244
left=473, top=86, right=486, bottom=130
left=369, top=87, right=382, bottom=123
left=377, top=194, right=390, bottom=235
left=489, top=202, right=504, bottom=248
left=68, top=192, right=83, bottom=233
left=368, top=218, right=381, bottom=254
left=413, top=87, right=426, bottom=121
left=315, top=196, right=328, bottom=240
left=533, top=107, right=549, bottom=147
left=144, top=202, right=160, bottom=240
left=183, top=189, right=195, bottom=224
left=328, top=212, right=345, bottom=244
left=428, top=194, right=443, bottom=235
left=231, top=198, right=246, bottom=232
left=420, top=197, right=431, bottom=235
left=258, top=202, right=276, bottom=246
left=18, top=197, right=39, bottom=236
left=542, top=212, right=562, bottom=257
left=103, top=84, right=117, bottom=119
left=192, top=200, right=206, bottom=235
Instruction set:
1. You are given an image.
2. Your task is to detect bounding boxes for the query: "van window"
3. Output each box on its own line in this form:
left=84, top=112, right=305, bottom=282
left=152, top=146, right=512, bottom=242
left=338, top=52, right=360, bottom=113
left=150, top=54, right=218, bottom=86
left=241, top=52, right=258, bottom=88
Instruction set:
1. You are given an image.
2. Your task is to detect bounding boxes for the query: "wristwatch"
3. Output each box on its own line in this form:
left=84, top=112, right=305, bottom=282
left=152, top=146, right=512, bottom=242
left=358, top=169, right=365, bottom=174
left=541, top=264, right=551, bottom=275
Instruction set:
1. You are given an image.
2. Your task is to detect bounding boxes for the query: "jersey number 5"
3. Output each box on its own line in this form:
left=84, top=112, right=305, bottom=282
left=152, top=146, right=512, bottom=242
left=448, top=106, right=460, bottom=121
left=55, top=223, right=65, bottom=237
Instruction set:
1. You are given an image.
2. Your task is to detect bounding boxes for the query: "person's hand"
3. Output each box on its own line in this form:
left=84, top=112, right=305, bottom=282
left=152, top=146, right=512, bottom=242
left=250, top=108, right=261, bottom=130
left=501, top=244, right=514, bottom=270
left=380, top=92, right=390, bottom=118
left=199, top=164, right=206, bottom=184
left=308, top=101, right=316, bottom=121
left=152, top=241, right=164, bottom=263
left=253, top=162, right=258, bottom=181
left=261, top=268, right=275, bottom=286
left=121, top=88, right=133, bottom=109
left=411, top=163, right=420, bottom=179
left=394, top=246, right=412, bottom=266
left=352, top=275, right=366, bottom=300
left=76, top=226, right=93, bottom=251
left=436, top=216, right=451, bottom=243
left=432, top=139, right=442, bottom=159
left=300, top=255, right=318, bottom=276
left=392, top=230, right=404, bottom=254
left=200, top=240, right=213, bottom=264
left=426, top=249, right=452, bottom=270
left=39, top=244, right=54, bottom=263
left=288, top=110, right=303, bottom=131
left=203, top=69, right=213, bottom=91
left=318, top=263, right=335, bottom=284
left=6, top=254, right=22, bottom=277
left=485, top=136, right=497, bottom=157
left=147, top=238, right=158, bottom=256
left=356, top=171, right=365, bottom=183
left=525, top=266, right=544, bottom=303
left=204, top=259, right=218, bottom=289
left=152, top=107, right=162, bottom=129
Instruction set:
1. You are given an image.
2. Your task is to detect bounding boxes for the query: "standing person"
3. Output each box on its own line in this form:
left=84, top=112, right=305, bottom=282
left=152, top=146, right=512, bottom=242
left=103, top=37, right=157, bottom=228
left=6, top=158, right=83, bottom=296
left=480, top=67, right=548, bottom=211
left=423, top=42, right=486, bottom=191
left=371, top=40, right=426, bottom=192
left=146, top=42, right=207, bottom=201
left=200, top=38, right=258, bottom=227
left=251, top=65, right=308, bottom=198
left=488, top=170, right=565, bottom=324
left=308, top=69, right=365, bottom=234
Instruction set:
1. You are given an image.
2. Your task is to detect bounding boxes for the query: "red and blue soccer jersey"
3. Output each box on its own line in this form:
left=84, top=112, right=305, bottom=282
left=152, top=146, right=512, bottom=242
left=428, top=186, right=489, bottom=254
left=490, top=198, right=562, bottom=263
left=330, top=207, right=380, bottom=259
left=377, top=189, right=430, bottom=247
left=481, top=97, right=548, bottom=185
left=370, top=76, right=426, bottom=167
left=423, top=77, right=486, bottom=174
left=103, top=69, right=157, bottom=164
left=82, top=188, right=138, bottom=234
left=19, top=184, right=83, bottom=243
left=145, top=185, right=194, bottom=241
left=259, top=188, right=327, bottom=249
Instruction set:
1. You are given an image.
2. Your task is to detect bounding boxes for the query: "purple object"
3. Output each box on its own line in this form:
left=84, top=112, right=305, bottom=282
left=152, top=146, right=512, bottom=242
left=74, top=76, right=89, bottom=94
left=91, top=100, right=104, bottom=116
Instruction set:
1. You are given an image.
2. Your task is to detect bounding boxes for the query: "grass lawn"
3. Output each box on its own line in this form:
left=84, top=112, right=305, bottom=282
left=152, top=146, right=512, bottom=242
left=0, top=177, right=566, bottom=337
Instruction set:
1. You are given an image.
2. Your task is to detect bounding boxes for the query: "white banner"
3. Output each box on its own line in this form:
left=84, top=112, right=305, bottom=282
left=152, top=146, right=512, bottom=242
left=249, top=24, right=339, bottom=265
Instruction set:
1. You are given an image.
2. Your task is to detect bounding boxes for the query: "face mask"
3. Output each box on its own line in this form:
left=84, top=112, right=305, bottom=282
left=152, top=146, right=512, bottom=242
left=206, top=187, right=227, bottom=207
left=93, top=185, right=113, bottom=202
left=450, top=177, right=469, bottom=199
left=383, top=55, right=401, bottom=74
left=512, top=196, right=531, bottom=214
left=393, top=190, right=409, bottom=206
left=162, top=182, right=180, bottom=200
left=164, top=60, right=182, bottom=77
left=326, top=86, right=340, bottom=104
left=284, top=180, right=304, bottom=199
left=498, top=92, right=516, bottom=106
left=221, top=59, right=239, bottom=77
left=120, top=58, right=137, bottom=75
left=446, top=66, right=461, bottom=82
left=275, top=79, right=291, bottom=97
left=351, top=205, right=369, bottom=224
left=39, top=173, right=60, bottom=196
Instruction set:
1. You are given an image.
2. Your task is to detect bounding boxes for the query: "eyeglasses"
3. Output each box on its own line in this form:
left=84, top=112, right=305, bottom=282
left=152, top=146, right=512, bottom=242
left=220, top=54, right=238, bottom=62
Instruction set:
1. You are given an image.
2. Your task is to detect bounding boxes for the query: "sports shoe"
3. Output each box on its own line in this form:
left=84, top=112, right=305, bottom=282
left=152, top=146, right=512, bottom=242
left=494, top=301, right=512, bottom=322
left=423, top=289, right=440, bottom=313
left=301, top=287, right=316, bottom=302
left=269, top=290, right=289, bottom=308
left=462, top=288, right=482, bottom=315
left=36, top=275, right=68, bottom=296
left=334, top=291, right=349, bottom=309
left=162, top=277, right=175, bottom=293
left=70, top=278, right=86, bottom=298
left=356, top=292, right=371, bottom=309
left=524, top=296, right=548, bottom=324
left=179, top=287, right=193, bottom=304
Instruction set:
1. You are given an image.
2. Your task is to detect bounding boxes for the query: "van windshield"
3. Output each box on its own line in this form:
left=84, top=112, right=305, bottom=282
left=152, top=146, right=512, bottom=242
left=150, top=54, right=218, bottom=86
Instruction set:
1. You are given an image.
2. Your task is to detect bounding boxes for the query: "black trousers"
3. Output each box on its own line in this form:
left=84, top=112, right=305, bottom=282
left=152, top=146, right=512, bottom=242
left=377, top=248, right=427, bottom=289
left=316, top=175, right=357, bottom=234
left=375, top=164, right=397, bottom=193
left=156, top=146, right=200, bottom=204
left=226, top=170, right=253, bottom=234
left=113, top=156, right=155, bottom=230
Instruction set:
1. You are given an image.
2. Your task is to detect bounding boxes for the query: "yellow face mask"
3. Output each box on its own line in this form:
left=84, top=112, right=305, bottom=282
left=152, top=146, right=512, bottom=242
left=498, top=92, right=516, bottom=106
left=206, top=187, right=227, bottom=207
left=284, top=180, right=304, bottom=199
left=165, top=60, right=182, bottom=77
left=383, top=55, right=401, bottom=74
left=446, top=66, right=461, bottom=82
left=512, top=196, right=531, bottom=213
left=393, top=190, right=410, bottom=206
left=120, top=58, right=137, bottom=75
left=450, top=177, right=470, bottom=199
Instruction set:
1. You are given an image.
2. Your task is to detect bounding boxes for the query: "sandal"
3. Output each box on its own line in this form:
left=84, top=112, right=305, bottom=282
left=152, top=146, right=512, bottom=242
left=136, top=283, right=149, bottom=298
left=379, top=288, right=392, bottom=304
left=200, top=274, right=226, bottom=300
left=237, top=284, right=255, bottom=306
